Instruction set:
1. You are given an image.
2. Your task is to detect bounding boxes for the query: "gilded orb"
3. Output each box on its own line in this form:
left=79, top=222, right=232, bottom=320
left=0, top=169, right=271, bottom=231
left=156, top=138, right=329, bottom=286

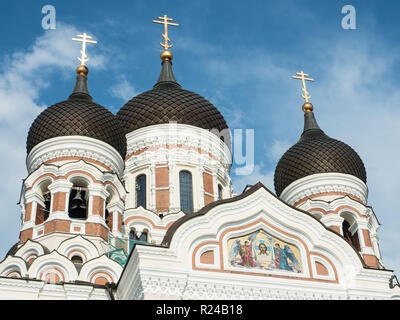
left=76, top=65, right=89, bottom=76
left=302, top=102, right=314, bottom=113
left=160, top=50, right=173, bottom=61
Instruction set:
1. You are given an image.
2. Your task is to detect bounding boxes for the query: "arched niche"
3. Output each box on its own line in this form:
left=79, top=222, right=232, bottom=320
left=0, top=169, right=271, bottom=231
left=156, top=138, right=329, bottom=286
left=68, top=177, right=89, bottom=220
left=35, top=179, right=52, bottom=225
left=340, top=211, right=361, bottom=252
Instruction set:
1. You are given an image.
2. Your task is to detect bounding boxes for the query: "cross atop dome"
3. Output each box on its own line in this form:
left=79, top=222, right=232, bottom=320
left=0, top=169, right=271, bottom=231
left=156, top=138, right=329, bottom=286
left=152, top=14, right=179, bottom=50
left=292, top=71, right=315, bottom=112
left=72, top=32, right=97, bottom=66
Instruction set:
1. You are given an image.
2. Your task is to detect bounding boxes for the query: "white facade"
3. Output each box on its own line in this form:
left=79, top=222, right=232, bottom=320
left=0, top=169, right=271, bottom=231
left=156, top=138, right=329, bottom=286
left=1, top=119, right=399, bottom=299
left=116, top=185, right=400, bottom=300
left=0, top=60, right=399, bottom=300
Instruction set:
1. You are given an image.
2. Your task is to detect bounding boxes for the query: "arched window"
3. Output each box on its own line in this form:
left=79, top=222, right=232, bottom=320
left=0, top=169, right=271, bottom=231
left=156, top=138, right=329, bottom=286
left=179, top=171, right=193, bottom=214
left=218, top=184, right=223, bottom=201
left=136, top=174, right=147, bottom=209
left=68, top=185, right=88, bottom=220
left=129, top=229, right=136, bottom=253
left=71, top=255, right=83, bottom=264
left=105, top=208, right=110, bottom=224
left=129, top=229, right=149, bottom=252
left=105, top=188, right=113, bottom=228
left=43, top=192, right=51, bottom=221
left=129, top=229, right=136, bottom=241
left=36, top=181, right=51, bottom=225
left=343, top=220, right=361, bottom=251
left=138, top=231, right=148, bottom=242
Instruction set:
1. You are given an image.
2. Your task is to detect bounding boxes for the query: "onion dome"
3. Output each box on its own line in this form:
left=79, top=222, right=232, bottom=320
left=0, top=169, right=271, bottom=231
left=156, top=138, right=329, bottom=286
left=116, top=50, right=228, bottom=135
left=274, top=102, right=366, bottom=197
left=27, top=65, right=127, bottom=158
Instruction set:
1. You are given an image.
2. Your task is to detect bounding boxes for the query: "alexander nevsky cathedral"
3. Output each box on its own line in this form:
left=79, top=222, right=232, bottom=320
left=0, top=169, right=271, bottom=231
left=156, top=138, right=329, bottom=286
left=0, top=15, right=399, bottom=300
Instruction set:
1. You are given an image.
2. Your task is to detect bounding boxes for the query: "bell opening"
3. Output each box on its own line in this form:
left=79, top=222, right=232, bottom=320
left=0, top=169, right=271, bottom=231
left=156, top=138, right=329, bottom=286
left=68, top=186, right=88, bottom=220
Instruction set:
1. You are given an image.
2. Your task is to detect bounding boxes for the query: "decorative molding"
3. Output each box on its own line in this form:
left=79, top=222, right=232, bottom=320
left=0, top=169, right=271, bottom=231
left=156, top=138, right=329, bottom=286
left=78, top=255, right=123, bottom=284
left=280, top=173, right=368, bottom=205
left=24, top=160, right=126, bottom=201
left=126, top=123, right=231, bottom=165
left=115, top=186, right=398, bottom=300
left=27, top=136, right=125, bottom=177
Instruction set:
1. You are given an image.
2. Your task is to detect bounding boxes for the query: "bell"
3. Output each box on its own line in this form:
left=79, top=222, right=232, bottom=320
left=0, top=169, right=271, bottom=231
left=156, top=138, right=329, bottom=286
left=70, top=189, right=86, bottom=210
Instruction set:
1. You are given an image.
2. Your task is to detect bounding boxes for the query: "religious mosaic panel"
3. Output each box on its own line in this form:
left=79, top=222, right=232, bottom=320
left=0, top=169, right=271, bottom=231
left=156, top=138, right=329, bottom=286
left=227, top=229, right=302, bottom=273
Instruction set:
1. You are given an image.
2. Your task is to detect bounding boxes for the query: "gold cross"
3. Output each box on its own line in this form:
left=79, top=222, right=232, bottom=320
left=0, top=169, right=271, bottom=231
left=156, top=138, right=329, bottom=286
left=72, top=33, right=97, bottom=66
left=152, top=15, right=179, bottom=49
left=291, top=71, right=315, bottom=103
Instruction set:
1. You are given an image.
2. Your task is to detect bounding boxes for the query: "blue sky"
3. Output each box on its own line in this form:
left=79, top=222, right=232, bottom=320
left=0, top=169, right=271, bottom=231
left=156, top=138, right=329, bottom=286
left=0, top=0, right=400, bottom=276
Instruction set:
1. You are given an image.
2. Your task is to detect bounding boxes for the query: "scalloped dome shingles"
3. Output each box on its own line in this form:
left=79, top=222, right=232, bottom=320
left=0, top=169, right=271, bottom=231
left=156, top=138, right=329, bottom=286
left=26, top=97, right=127, bottom=158
left=116, top=83, right=228, bottom=134
left=274, top=129, right=367, bottom=197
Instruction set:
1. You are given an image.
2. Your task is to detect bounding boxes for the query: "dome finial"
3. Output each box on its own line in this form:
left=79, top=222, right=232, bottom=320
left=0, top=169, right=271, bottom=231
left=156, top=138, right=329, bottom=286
left=76, top=65, right=88, bottom=77
left=70, top=32, right=97, bottom=100
left=160, top=49, right=173, bottom=61
left=302, top=102, right=313, bottom=113
left=72, top=32, right=97, bottom=67
left=152, top=14, right=179, bottom=61
left=291, top=70, right=315, bottom=113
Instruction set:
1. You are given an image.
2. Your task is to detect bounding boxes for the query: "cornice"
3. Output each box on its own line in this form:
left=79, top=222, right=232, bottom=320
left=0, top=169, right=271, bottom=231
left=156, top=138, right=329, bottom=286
left=27, top=136, right=125, bottom=177
left=125, top=124, right=232, bottom=165
left=280, top=173, right=368, bottom=205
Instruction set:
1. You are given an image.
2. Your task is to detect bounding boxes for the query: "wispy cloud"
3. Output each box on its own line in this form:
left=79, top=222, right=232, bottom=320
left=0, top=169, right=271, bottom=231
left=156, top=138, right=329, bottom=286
left=205, top=33, right=400, bottom=274
left=232, top=163, right=274, bottom=195
left=109, top=74, right=138, bottom=101
left=267, top=140, right=292, bottom=162
left=0, top=23, right=109, bottom=258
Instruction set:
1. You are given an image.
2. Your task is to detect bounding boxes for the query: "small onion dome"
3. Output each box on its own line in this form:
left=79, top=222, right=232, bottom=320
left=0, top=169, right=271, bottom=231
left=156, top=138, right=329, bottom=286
left=27, top=66, right=127, bottom=158
left=116, top=50, right=228, bottom=135
left=274, top=103, right=366, bottom=197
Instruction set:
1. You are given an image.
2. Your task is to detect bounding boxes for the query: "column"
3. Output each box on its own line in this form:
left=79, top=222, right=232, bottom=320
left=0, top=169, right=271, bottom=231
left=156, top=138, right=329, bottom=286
left=150, top=164, right=156, bottom=211
left=87, top=183, right=109, bottom=224
left=47, top=180, right=73, bottom=220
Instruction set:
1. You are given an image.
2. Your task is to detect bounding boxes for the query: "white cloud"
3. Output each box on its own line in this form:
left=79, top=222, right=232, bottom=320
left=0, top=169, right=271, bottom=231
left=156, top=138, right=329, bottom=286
left=310, top=40, right=400, bottom=273
left=268, top=139, right=292, bottom=162
left=232, top=163, right=274, bottom=195
left=207, top=35, right=400, bottom=274
left=0, top=23, right=108, bottom=258
left=109, top=75, right=137, bottom=101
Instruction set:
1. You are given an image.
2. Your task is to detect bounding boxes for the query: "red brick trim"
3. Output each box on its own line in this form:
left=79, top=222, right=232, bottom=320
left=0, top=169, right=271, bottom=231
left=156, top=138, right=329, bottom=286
left=45, top=157, right=112, bottom=172
left=306, top=205, right=366, bottom=218
left=294, top=192, right=363, bottom=208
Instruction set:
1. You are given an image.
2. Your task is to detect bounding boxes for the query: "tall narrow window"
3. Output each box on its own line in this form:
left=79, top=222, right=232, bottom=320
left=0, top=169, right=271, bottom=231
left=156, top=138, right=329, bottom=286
left=105, top=208, right=110, bottom=226
left=139, top=231, right=148, bottom=242
left=136, top=175, right=146, bottom=209
left=43, top=192, right=51, bottom=221
left=36, top=182, right=51, bottom=225
left=129, top=229, right=149, bottom=252
left=343, top=220, right=361, bottom=251
left=218, top=184, right=223, bottom=201
left=129, top=230, right=136, bottom=253
left=69, top=187, right=88, bottom=220
left=180, top=171, right=193, bottom=214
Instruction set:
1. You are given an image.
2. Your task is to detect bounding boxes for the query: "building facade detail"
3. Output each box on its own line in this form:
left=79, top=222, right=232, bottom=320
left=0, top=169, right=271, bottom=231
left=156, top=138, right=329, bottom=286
left=116, top=185, right=399, bottom=300
left=0, top=32, right=398, bottom=301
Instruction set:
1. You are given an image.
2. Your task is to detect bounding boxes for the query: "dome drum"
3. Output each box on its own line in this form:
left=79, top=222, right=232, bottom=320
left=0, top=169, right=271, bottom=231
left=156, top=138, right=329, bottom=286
left=279, top=172, right=368, bottom=206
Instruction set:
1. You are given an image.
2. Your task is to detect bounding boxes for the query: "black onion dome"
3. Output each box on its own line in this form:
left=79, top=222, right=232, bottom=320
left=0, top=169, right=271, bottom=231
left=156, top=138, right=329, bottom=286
left=274, top=110, right=366, bottom=197
left=27, top=69, right=127, bottom=158
left=116, top=59, right=228, bottom=134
